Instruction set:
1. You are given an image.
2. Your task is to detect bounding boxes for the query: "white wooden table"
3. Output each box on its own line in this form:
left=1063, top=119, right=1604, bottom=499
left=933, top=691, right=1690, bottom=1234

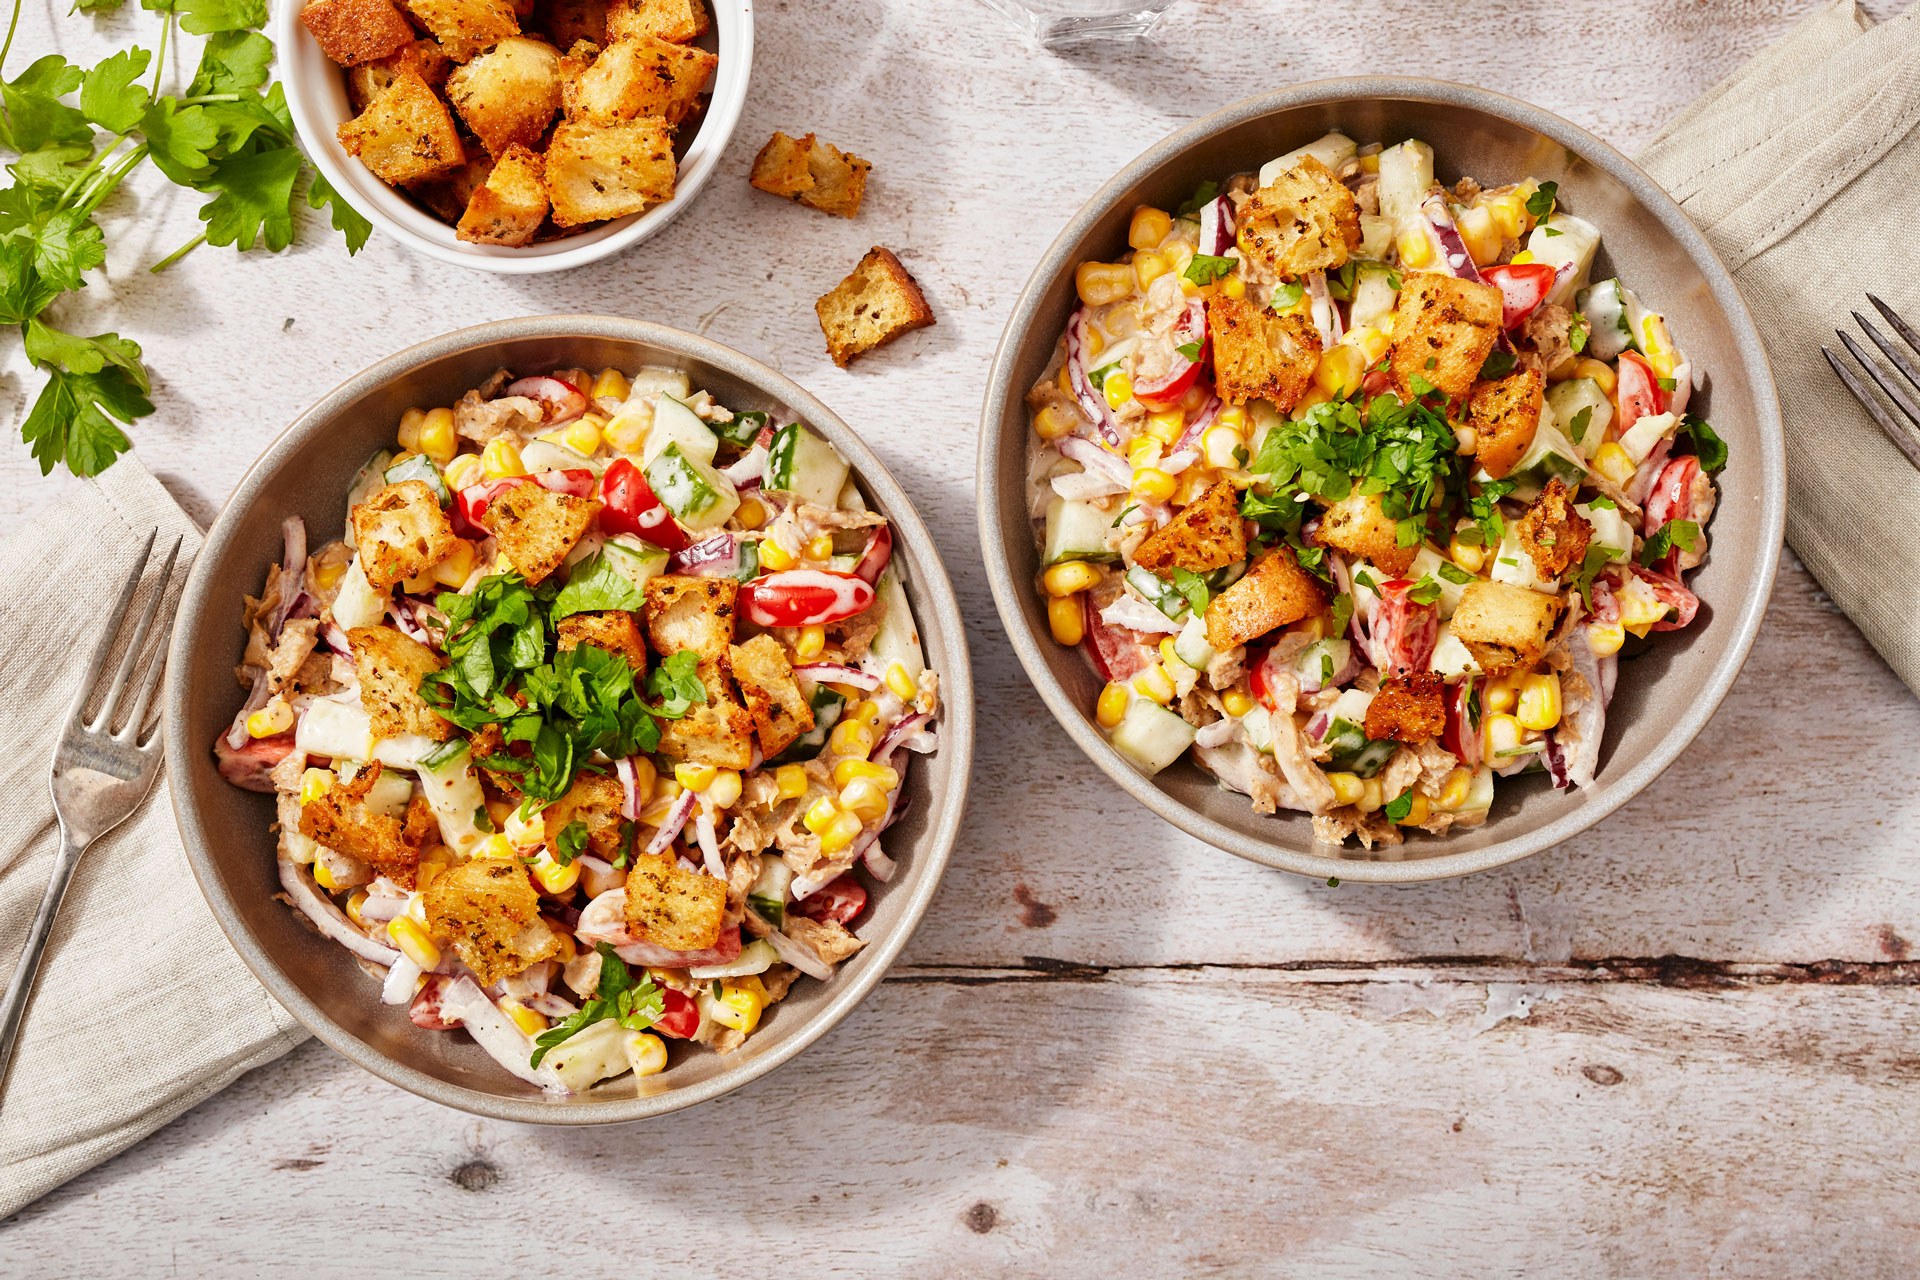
left=6, top=0, right=1920, bottom=1273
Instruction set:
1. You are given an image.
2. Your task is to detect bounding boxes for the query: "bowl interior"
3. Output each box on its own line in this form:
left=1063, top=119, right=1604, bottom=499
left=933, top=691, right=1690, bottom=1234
left=983, top=83, right=1783, bottom=882
left=168, top=321, right=971, bottom=1121
left=274, top=3, right=752, bottom=273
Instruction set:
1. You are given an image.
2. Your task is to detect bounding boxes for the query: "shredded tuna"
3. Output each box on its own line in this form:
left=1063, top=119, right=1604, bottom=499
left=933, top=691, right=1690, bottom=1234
left=454, top=388, right=543, bottom=443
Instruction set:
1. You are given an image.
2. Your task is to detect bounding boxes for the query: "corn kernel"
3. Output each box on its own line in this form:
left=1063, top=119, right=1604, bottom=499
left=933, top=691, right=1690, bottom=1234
left=1486, top=191, right=1527, bottom=240
left=1155, top=637, right=1183, bottom=672
left=387, top=916, right=441, bottom=970
left=1438, top=767, right=1474, bottom=811
left=707, top=769, right=743, bottom=809
left=1221, top=689, right=1256, bottom=718
left=442, top=453, right=483, bottom=493
left=1096, top=681, right=1130, bottom=728
left=1484, top=675, right=1519, bottom=714
left=1133, top=251, right=1171, bottom=289
left=312, top=860, right=340, bottom=892
left=1592, top=442, right=1636, bottom=486
left=1291, top=384, right=1333, bottom=421
left=1035, top=404, right=1078, bottom=441
left=775, top=764, right=810, bottom=801
left=1516, top=673, right=1562, bottom=732
left=1141, top=409, right=1182, bottom=446
left=1220, top=275, right=1246, bottom=300
left=735, top=496, right=768, bottom=530
left=1344, top=325, right=1391, bottom=365
left=313, top=559, right=346, bottom=590
left=299, top=767, right=333, bottom=806
left=1588, top=621, right=1625, bottom=658
left=832, top=759, right=900, bottom=791
left=1130, top=466, right=1176, bottom=503
left=1103, top=372, right=1135, bottom=410
left=884, top=663, right=917, bottom=702
left=604, top=411, right=648, bottom=454
left=839, top=777, right=891, bottom=822
left=1128, top=205, right=1172, bottom=250
left=414, top=407, right=456, bottom=466
left=592, top=368, right=631, bottom=402
left=1569, top=358, right=1615, bottom=395
left=795, top=624, right=826, bottom=659
left=480, top=833, right=518, bottom=861
left=415, top=852, right=449, bottom=890
left=1510, top=249, right=1537, bottom=265
left=759, top=540, right=797, bottom=572
left=1076, top=261, right=1136, bottom=307
left=1132, top=663, right=1174, bottom=705
left=1048, top=594, right=1086, bottom=646
left=1327, top=771, right=1365, bottom=807
left=1485, top=712, right=1526, bottom=757
left=1201, top=424, right=1244, bottom=469
left=819, top=810, right=864, bottom=855
left=502, top=999, right=548, bottom=1037
left=246, top=698, right=294, bottom=738
left=1057, top=366, right=1073, bottom=396
left=829, top=718, right=875, bottom=758
left=397, top=408, right=427, bottom=453
left=674, top=762, right=718, bottom=792
left=1393, top=792, right=1433, bottom=826
left=1397, top=228, right=1433, bottom=267
left=1357, top=777, right=1384, bottom=814
left=1448, top=533, right=1487, bottom=575
left=626, top=1031, right=668, bottom=1076
left=1123, top=436, right=1161, bottom=472
left=805, top=533, right=835, bottom=561
left=803, top=797, right=840, bottom=836
left=530, top=852, right=583, bottom=896
left=1174, top=468, right=1211, bottom=505
left=481, top=438, right=525, bottom=480
left=428, top=538, right=475, bottom=589
left=563, top=417, right=604, bottom=457
left=1086, top=328, right=1106, bottom=358
left=1314, top=345, right=1367, bottom=398
left=851, top=699, right=883, bottom=728
left=546, top=920, right=577, bottom=964
left=713, top=979, right=767, bottom=1033
left=1455, top=205, right=1501, bottom=267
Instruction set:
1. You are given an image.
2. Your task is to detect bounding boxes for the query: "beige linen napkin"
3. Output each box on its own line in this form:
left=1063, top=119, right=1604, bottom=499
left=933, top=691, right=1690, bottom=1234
left=0, top=459, right=304, bottom=1222
left=1639, top=0, right=1920, bottom=693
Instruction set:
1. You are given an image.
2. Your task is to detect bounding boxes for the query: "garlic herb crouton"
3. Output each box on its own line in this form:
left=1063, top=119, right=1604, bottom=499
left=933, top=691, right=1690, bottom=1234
left=544, top=116, right=677, bottom=226
left=1468, top=367, right=1546, bottom=480
left=1364, top=672, right=1446, bottom=744
left=815, top=247, right=935, bottom=367
left=299, top=762, right=437, bottom=888
left=556, top=609, right=650, bottom=675
left=729, top=633, right=814, bottom=759
left=1236, top=155, right=1362, bottom=281
left=300, top=0, right=416, bottom=67
left=402, top=0, right=520, bottom=56
left=445, top=36, right=564, bottom=157
left=351, top=480, right=457, bottom=592
left=1514, top=477, right=1593, bottom=579
left=1313, top=489, right=1417, bottom=577
left=336, top=70, right=467, bottom=187
left=1131, top=480, right=1247, bottom=575
left=607, top=0, right=709, bottom=43
left=347, top=39, right=456, bottom=111
left=479, top=483, right=602, bottom=585
left=1206, top=295, right=1322, bottom=409
left=563, top=35, right=716, bottom=127
left=624, top=851, right=727, bottom=952
left=749, top=131, right=871, bottom=218
left=1390, top=272, right=1503, bottom=401
left=349, top=625, right=454, bottom=741
left=644, top=576, right=753, bottom=767
left=1450, top=580, right=1564, bottom=674
left=540, top=0, right=611, bottom=46
left=456, top=144, right=549, bottom=247
left=424, top=857, right=561, bottom=985
left=541, top=772, right=630, bottom=861
left=1204, top=545, right=1328, bottom=652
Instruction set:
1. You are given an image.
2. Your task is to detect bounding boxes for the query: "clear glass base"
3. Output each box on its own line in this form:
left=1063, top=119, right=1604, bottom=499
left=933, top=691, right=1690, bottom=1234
left=975, top=0, right=1174, bottom=46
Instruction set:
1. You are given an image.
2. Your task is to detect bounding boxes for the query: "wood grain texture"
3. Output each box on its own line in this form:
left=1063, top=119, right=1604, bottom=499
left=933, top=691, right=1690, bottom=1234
left=2, top=0, right=1916, bottom=1269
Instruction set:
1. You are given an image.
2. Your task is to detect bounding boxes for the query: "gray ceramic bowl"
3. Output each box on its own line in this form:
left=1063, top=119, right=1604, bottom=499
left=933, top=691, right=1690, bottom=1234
left=166, top=317, right=973, bottom=1122
left=979, top=79, right=1785, bottom=883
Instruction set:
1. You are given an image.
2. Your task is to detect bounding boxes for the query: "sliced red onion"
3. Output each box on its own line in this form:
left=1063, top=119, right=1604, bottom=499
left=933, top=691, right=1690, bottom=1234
left=1197, top=193, right=1236, bottom=256
left=1066, top=307, right=1124, bottom=446
left=386, top=597, right=432, bottom=643
left=870, top=710, right=936, bottom=767
left=409, top=975, right=457, bottom=1030
left=1134, top=297, right=1209, bottom=406
left=615, top=757, right=640, bottom=820
left=1057, top=435, right=1132, bottom=488
left=527, top=991, right=579, bottom=1019
left=268, top=517, right=308, bottom=639
left=439, top=977, right=558, bottom=1089
left=505, top=375, right=587, bottom=426
left=694, top=808, right=724, bottom=878
left=575, top=887, right=635, bottom=945
left=576, top=854, right=625, bottom=899
left=214, top=730, right=294, bottom=792
left=723, top=443, right=769, bottom=486
left=356, top=889, right=410, bottom=925
left=795, top=662, right=879, bottom=690
left=1159, top=447, right=1201, bottom=476
left=277, top=854, right=401, bottom=966
left=766, top=927, right=835, bottom=981
left=1194, top=717, right=1238, bottom=748
left=1305, top=709, right=1332, bottom=741
left=1421, top=193, right=1482, bottom=282
left=320, top=620, right=352, bottom=653
left=643, top=789, right=698, bottom=856
left=862, top=840, right=897, bottom=881
left=670, top=532, right=745, bottom=577
left=1051, top=469, right=1127, bottom=502
left=382, top=954, right=422, bottom=1005
left=1305, top=272, right=1344, bottom=346
left=852, top=524, right=892, bottom=585
left=1172, top=393, right=1222, bottom=451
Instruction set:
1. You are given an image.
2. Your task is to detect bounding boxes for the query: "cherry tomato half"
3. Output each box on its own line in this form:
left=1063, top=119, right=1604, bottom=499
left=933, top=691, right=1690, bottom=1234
left=1372, top=579, right=1439, bottom=678
left=1082, top=592, right=1150, bottom=683
left=742, top=569, right=875, bottom=629
left=1441, top=676, right=1482, bottom=769
left=796, top=875, right=867, bottom=925
left=1615, top=351, right=1665, bottom=437
left=600, top=457, right=688, bottom=552
left=1480, top=262, right=1558, bottom=329
left=1135, top=298, right=1210, bottom=408
left=652, top=989, right=700, bottom=1039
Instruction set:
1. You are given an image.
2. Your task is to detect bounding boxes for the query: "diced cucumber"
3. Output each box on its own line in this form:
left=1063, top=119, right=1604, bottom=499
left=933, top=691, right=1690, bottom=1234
left=1109, top=699, right=1196, bottom=775
left=714, top=409, right=769, bottom=449
left=770, top=687, right=845, bottom=764
left=1524, top=214, right=1601, bottom=306
left=1575, top=279, right=1633, bottom=361
left=625, top=366, right=691, bottom=404
left=644, top=443, right=739, bottom=532
left=1293, top=637, right=1351, bottom=688
left=747, top=857, right=793, bottom=927
left=360, top=767, right=414, bottom=818
left=1407, top=546, right=1470, bottom=618
left=414, top=743, right=490, bottom=856
left=1498, top=420, right=1588, bottom=502
left=1085, top=336, right=1141, bottom=391
left=1576, top=501, right=1634, bottom=565
left=384, top=453, right=450, bottom=506
left=1358, top=215, right=1394, bottom=260
left=1172, top=614, right=1214, bottom=671
left=343, top=449, right=395, bottom=548
left=763, top=422, right=851, bottom=507
left=1618, top=410, right=1680, bottom=467
left=1376, top=139, right=1435, bottom=228
left=296, top=699, right=374, bottom=761
left=1348, top=262, right=1400, bottom=330
left=1430, top=623, right=1480, bottom=676
left=1042, top=497, right=1118, bottom=566
left=643, top=395, right=720, bottom=468
left=1451, top=764, right=1496, bottom=816
left=521, top=438, right=597, bottom=475
left=1322, top=689, right=1395, bottom=777
left=691, top=938, right=779, bottom=980
left=331, top=555, right=387, bottom=630
left=1545, top=378, right=1614, bottom=458
left=867, top=567, right=925, bottom=678
left=1258, top=130, right=1357, bottom=187
left=1127, top=566, right=1188, bottom=621
left=1623, top=288, right=1659, bottom=357
left=735, top=540, right=762, bottom=583
left=1489, top=526, right=1553, bottom=592
left=602, top=534, right=670, bottom=590
left=543, top=1018, right=630, bottom=1092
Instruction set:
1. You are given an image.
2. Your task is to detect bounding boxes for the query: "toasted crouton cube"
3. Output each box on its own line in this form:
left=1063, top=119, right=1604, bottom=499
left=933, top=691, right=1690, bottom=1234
left=480, top=483, right=602, bottom=585
left=1450, top=580, right=1564, bottom=673
left=1390, top=272, right=1503, bottom=401
left=1204, top=545, right=1328, bottom=651
left=544, top=116, right=676, bottom=226
left=455, top=144, right=547, bottom=245
left=563, top=35, right=715, bottom=127
left=299, top=763, right=436, bottom=887
left=729, top=634, right=814, bottom=758
left=445, top=36, right=563, bottom=156
left=815, top=247, right=935, bottom=367
left=749, top=132, right=870, bottom=218
left=348, top=39, right=456, bottom=111
left=301, top=0, right=415, bottom=67
left=540, top=0, right=609, bottom=45
left=349, top=625, right=453, bottom=741
left=423, top=857, right=560, bottom=985
left=606, top=0, right=708, bottom=42
left=1207, top=295, right=1322, bottom=409
left=336, top=70, right=467, bottom=187
left=556, top=609, right=649, bottom=674
left=1514, top=478, right=1593, bottom=578
left=1131, top=480, right=1247, bottom=575
left=402, top=0, right=519, bottom=54
left=624, top=852, right=726, bottom=952
left=656, top=661, right=752, bottom=767
left=643, top=575, right=737, bottom=663
left=541, top=772, right=629, bottom=861
left=1313, top=490, right=1417, bottom=577
left=1364, top=673, right=1446, bottom=744
left=415, top=150, right=496, bottom=222
left=351, top=480, right=456, bottom=591
left=1468, top=368, right=1545, bottom=480
left=1237, top=156, right=1362, bottom=281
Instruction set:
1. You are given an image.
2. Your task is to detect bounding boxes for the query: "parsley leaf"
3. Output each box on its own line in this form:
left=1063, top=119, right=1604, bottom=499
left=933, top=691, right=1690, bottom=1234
left=644, top=649, right=708, bottom=718
left=1270, top=281, right=1304, bottom=310
left=1384, top=789, right=1414, bottom=823
left=177, top=0, right=267, bottom=34
left=137, top=97, right=220, bottom=184
left=1569, top=312, right=1589, bottom=354
left=1656, top=376, right=1676, bottom=393
left=188, top=29, right=273, bottom=94
left=1640, top=518, right=1700, bottom=566
left=1467, top=479, right=1517, bottom=548
left=1437, top=561, right=1474, bottom=585
left=1, top=56, right=91, bottom=153
left=1174, top=179, right=1219, bottom=218
left=1567, top=405, right=1594, bottom=445
left=19, top=359, right=150, bottom=475
left=1174, top=340, right=1201, bottom=362
left=1678, top=417, right=1728, bottom=473
left=197, top=145, right=300, bottom=251
left=1407, top=576, right=1443, bottom=606
left=1526, top=181, right=1557, bottom=222
left=1329, top=592, right=1353, bottom=635
left=1479, top=349, right=1517, bottom=380
left=552, top=548, right=648, bottom=620
left=530, top=944, right=663, bottom=1067
left=78, top=48, right=152, bottom=134
left=1183, top=253, right=1237, bottom=286
left=1168, top=567, right=1210, bottom=614
left=1570, top=544, right=1616, bottom=607
left=1586, top=496, right=1616, bottom=511
left=553, top=819, right=589, bottom=867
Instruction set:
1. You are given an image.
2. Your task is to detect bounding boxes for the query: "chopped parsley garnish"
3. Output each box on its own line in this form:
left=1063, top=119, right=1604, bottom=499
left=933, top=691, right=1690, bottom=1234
left=1679, top=416, right=1728, bottom=473
left=1174, top=179, right=1220, bottom=218
left=1467, top=478, right=1517, bottom=548
left=1656, top=376, right=1677, bottom=393
left=1183, top=253, right=1238, bottom=286
left=1174, top=341, right=1202, bottom=361
left=1329, top=592, right=1353, bottom=635
left=1527, top=180, right=1558, bottom=226
left=472, top=805, right=496, bottom=833
left=1569, top=313, right=1590, bottom=354
left=529, top=944, right=663, bottom=1068
left=1437, top=561, right=1474, bottom=585
left=1479, top=349, right=1517, bottom=380
left=1640, top=518, right=1700, bottom=566
left=1247, top=394, right=1455, bottom=542
left=1567, top=405, right=1594, bottom=445
left=1586, top=495, right=1616, bottom=511
left=1270, top=281, right=1305, bottom=310
left=1407, top=577, right=1444, bottom=606
left=1384, top=788, right=1415, bottom=823
left=1570, top=544, right=1616, bottom=607
left=552, top=548, right=647, bottom=620
left=1168, top=567, right=1211, bottom=614
left=553, top=819, right=589, bottom=867
left=1110, top=502, right=1138, bottom=528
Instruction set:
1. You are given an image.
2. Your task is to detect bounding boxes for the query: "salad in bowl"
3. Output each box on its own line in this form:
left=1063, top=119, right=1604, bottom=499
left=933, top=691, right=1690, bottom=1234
left=1026, top=129, right=1723, bottom=850
left=215, top=362, right=939, bottom=1092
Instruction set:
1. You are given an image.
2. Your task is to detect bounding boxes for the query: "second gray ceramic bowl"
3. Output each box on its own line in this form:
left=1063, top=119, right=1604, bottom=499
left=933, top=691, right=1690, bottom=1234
left=166, top=317, right=973, bottom=1122
left=979, top=79, right=1785, bottom=883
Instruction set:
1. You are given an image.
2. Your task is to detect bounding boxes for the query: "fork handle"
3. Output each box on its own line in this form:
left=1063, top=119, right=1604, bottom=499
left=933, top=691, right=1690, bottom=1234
left=0, top=830, right=90, bottom=1106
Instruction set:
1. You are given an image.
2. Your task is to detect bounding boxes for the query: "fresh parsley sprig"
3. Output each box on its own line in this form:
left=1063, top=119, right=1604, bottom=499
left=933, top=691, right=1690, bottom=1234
left=529, top=943, right=664, bottom=1068
left=0, top=0, right=368, bottom=476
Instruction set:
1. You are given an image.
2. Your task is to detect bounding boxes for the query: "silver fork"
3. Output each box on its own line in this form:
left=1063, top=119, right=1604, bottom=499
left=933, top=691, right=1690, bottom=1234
left=1823, top=294, right=1920, bottom=470
left=0, top=529, right=183, bottom=1102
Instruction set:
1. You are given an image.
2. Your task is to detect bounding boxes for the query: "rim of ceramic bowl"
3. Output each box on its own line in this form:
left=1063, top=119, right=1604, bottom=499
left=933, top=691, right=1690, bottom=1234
left=978, top=77, right=1785, bottom=884
left=165, top=316, right=974, bottom=1121
left=272, top=3, right=754, bottom=275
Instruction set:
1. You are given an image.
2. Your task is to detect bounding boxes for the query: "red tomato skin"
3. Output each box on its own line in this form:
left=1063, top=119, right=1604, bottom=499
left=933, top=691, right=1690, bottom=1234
left=796, top=876, right=867, bottom=925
left=599, top=458, right=689, bottom=551
left=1480, top=263, right=1558, bottom=329
left=652, top=989, right=700, bottom=1039
left=1081, top=593, right=1150, bottom=683
left=1135, top=299, right=1210, bottom=409
left=743, top=570, right=875, bottom=628
left=1615, top=351, right=1666, bottom=436
left=1441, top=677, right=1482, bottom=769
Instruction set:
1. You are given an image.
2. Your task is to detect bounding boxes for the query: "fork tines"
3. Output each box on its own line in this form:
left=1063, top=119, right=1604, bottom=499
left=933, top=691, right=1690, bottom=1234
left=64, top=529, right=185, bottom=747
left=1824, top=293, right=1920, bottom=471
